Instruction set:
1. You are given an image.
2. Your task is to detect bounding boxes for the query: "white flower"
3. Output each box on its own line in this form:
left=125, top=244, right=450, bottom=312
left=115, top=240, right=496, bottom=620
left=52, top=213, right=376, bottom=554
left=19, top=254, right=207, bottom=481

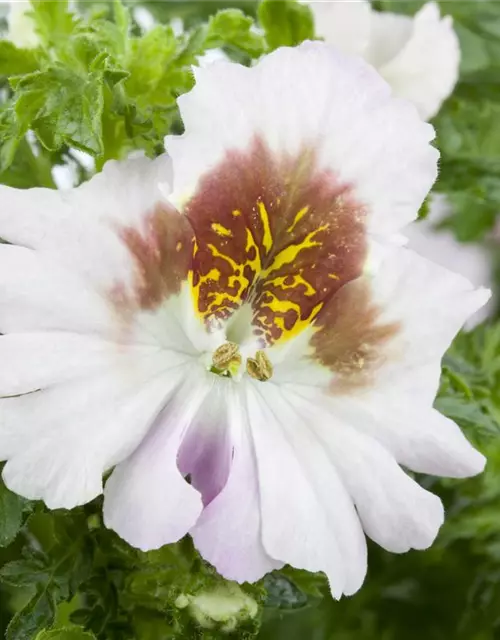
left=306, top=1, right=460, bottom=120
left=405, top=196, right=494, bottom=328
left=4, top=0, right=39, bottom=50
left=176, top=583, right=258, bottom=631
left=0, top=42, right=489, bottom=598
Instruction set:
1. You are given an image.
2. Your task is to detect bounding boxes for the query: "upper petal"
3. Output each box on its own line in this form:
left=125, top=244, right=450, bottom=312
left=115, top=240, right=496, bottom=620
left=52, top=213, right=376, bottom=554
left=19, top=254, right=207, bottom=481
left=167, top=41, right=438, bottom=237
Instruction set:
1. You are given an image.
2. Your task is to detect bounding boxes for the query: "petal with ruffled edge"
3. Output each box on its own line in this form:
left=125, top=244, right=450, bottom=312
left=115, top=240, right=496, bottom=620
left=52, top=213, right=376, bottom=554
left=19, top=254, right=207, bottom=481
left=272, top=244, right=488, bottom=481
left=245, top=381, right=367, bottom=598
left=103, top=372, right=213, bottom=550
left=168, top=42, right=437, bottom=240
left=372, top=3, right=460, bottom=120
left=284, top=389, right=444, bottom=554
left=0, top=156, right=213, bottom=509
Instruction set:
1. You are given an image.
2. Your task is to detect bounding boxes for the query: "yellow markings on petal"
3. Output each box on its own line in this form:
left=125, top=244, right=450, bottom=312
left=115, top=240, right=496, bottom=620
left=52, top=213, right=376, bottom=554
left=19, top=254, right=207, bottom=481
left=176, top=241, right=183, bottom=252
left=287, top=205, right=310, bottom=233
left=260, top=225, right=328, bottom=280
left=190, top=196, right=332, bottom=345
left=257, top=200, right=273, bottom=255
left=265, top=274, right=316, bottom=297
left=257, top=290, right=324, bottom=342
left=211, top=222, right=233, bottom=238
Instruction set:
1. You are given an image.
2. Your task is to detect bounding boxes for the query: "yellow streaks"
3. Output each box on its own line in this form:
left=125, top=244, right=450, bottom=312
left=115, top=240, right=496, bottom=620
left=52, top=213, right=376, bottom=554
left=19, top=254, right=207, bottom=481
left=287, top=205, right=310, bottom=233
left=260, top=225, right=328, bottom=279
left=211, top=223, right=233, bottom=237
left=259, top=291, right=324, bottom=342
left=266, top=274, right=316, bottom=297
left=232, top=209, right=242, bottom=217
left=257, top=201, right=273, bottom=254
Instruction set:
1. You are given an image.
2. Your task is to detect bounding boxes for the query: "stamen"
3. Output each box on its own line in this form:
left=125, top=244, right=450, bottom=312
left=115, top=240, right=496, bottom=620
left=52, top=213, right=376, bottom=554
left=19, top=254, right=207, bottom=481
left=246, top=350, right=273, bottom=382
left=211, top=342, right=242, bottom=377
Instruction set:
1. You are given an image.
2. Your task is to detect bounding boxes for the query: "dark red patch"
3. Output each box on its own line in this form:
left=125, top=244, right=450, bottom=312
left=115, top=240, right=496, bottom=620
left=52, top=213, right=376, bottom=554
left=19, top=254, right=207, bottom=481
left=184, top=136, right=368, bottom=344
left=114, top=202, right=194, bottom=311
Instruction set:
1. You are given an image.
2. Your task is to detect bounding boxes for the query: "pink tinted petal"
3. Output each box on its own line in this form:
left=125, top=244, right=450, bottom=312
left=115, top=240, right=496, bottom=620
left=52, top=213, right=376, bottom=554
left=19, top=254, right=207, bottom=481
left=177, top=377, right=233, bottom=506
left=192, top=385, right=282, bottom=583
left=103, top=372, right=212, bottom=551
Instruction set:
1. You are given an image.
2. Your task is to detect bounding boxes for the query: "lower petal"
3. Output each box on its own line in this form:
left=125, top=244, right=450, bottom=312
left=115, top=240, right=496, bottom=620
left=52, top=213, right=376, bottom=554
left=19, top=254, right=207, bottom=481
left=191, top=384, right=281, bottom=583
left=286, top=390, right=444, bottom=553
left=247, top=382, right=367, bottom=598
left=103, top=372, right=212, bottom=551
left=1, top=352, right=189, bottom=508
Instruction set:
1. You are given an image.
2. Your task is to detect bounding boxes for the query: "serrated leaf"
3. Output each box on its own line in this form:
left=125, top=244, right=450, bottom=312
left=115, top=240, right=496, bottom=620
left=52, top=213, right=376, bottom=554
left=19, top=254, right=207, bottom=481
left=125, top=25, right=177, bottom=104
left=35, top=627, right=97, bottom=640
left=0, top=557, right=51, bottom=587
left=29, top=0, right=77, bottom=50
left=0, top=41, right=40, bottom=76
left=206, top=9, right=266, bottom=57
left=12, top=65, right=104, bottom=154
left=258, top=0, right=315, bottom=50
left=0, top=474, right=27, bottom=547
left=6, top=590, right=56, bottom=640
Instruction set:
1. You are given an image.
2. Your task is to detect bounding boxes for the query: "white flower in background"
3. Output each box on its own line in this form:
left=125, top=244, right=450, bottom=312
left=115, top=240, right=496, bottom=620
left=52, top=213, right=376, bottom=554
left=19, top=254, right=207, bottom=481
left=306, top=1, right=460, bottom=120
left=2, top=0, right=39, bottom=49
left=405, top=196, right=494, bottom=328
left=176, top=584, right=258, bottom=632
left=0, top=43, right=489, bottom=597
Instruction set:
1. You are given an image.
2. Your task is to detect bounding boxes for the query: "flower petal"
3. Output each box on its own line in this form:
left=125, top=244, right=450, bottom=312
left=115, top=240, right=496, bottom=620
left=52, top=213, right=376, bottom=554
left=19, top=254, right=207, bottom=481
left=167, top=41, right=437, bottom=238
left=287, top=243, right=487, bottom=478
left=375, top=3, right=460, bottom=120
left=307, top=244, right=489, bottom=401
left=306, top=0, right=371, bottom=57
left=0, top=245, right=111, bottom=335
left=0, top=156, right=173, bottom=291
left=0, top=332, right=158, bottom=397
left=177, top=377, right=233, bottom=506
left=285, top=390, right=445, bottom=553
left=0, top=351, right=190, bottom=508
left=191, top=384, right=282, bottom=583
left=246, top=382, right=367, bottom=598
left=103, top=372, right=211, bottom=550
left=364, top=10, right=413, bottom=68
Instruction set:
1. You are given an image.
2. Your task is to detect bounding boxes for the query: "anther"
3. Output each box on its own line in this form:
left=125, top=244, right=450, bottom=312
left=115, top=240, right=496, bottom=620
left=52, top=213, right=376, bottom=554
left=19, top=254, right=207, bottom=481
left=246, top=350, right=273, bottom=382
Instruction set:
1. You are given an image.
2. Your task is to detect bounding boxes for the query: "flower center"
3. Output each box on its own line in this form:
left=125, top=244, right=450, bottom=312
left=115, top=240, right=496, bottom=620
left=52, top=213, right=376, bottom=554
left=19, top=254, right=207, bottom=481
left=210, top=342, right=273, bottom=382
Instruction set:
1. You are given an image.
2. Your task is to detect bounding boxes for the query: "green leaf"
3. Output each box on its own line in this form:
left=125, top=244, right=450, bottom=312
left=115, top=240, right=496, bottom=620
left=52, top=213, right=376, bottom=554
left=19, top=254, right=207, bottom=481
left=125, top=25, right=177, bottom=104
left=29, top=0, right=77, bottom=50
left=6, top=590, right=56, bottom=640
left=206, top=9, right=266, bottom=57
left=258, top=0, right=315, bottom=50
left=0, top=41, right=40, bottom=76
left=12, top=65, right=104, bottom=154
left=35, top=627, right=97, bottom=640
left=0, top=557, right=52, bottom=587
left=0, top=474, right=27, bottom=547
